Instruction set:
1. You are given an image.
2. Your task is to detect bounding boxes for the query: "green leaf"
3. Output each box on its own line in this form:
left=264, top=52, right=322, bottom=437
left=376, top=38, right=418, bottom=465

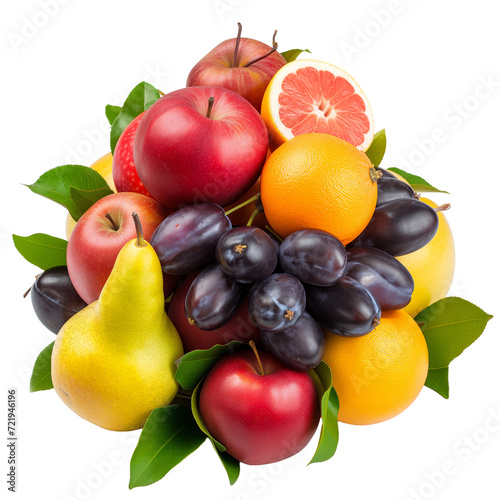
left=30, top=342, right=55, bottom=392
left=24, top=164, right=113, bottom=221
left=425, top=367, right=449, bottom=399
left=281, top=48, right=311, bottom=63
left=70, top=186, right=113, bottom=216
left=365, top=129, right=386, bottom=168
left=110, top=82, right=160, bottom=153
left=308, top=362, right=339, bottom=464
left=129, top=405, right=206, bottom=489
left=191, top=380, right=240, bottom=485
left=190, top=381, right=226, bottom=452
left=13, top=234, right=67, bottom=270
left=416, top=297, right=493, bottom=370
left=175, top=341, right=246, bottom=391
left=387, top=167, right=449, bottom=194
left=105, top=104, right=122, bottom=125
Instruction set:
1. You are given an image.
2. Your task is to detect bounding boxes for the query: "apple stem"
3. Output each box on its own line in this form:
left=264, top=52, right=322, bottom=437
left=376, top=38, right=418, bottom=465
left=206, top=96, right=215, bottom=119
left=105, top=212, right=119, bottom=231
left=434, top=203, right=451, bottom=213
left=132, top=212, right=146, bottom=247
left=249, top=340, right=265, bottom=376
left=233, top=22, right=243, bottom=67
left=243, top=30, right=279, bottom=68
left=224, top=193, right=261, bottom=216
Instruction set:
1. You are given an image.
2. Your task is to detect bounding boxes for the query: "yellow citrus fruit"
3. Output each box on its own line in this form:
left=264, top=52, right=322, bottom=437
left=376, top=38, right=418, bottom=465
left=397, top=198, right=455, bottom=317
left=260, top=133, right=379, bottom=244
left=261, top=59, right=374, bottom=151
left=65, top=152, right=115, bottom=239
left=322, top=310, right=429, bottom=425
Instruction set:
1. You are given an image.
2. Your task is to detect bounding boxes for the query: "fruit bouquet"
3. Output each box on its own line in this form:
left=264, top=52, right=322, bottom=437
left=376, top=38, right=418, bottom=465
left=14, top=24, right=492, bottom=489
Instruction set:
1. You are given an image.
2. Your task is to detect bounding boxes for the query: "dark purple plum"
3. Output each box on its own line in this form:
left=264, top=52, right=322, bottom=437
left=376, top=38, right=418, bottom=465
left=248, top=273, right=306, bottom=332
left=30, top=266, right=87, bottom=334
left=376, top=176, right=418, bottom=207
left=345, top=247, right=414, bottom=310
left=278, top=229, right=346, bottom=286
left=185, top=264, right=245, bottom=331
left=260, top=312, right=325, bottom=371
left=349, top=198, right=439, bottom=256
left=151, top=203, right=231, bottom=275
left=306, top=276, right=381, bottom=337
left=216, top=226, right=278, bottom=283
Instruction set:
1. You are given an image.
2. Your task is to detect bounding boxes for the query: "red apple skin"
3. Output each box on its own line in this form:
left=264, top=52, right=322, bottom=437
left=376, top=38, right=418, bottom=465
left=112, top=112, right=152, bottom=197
left=167, top=272, right=260, bottom=352
left=199, top=350, right=320, bottom=465
left=187, top=37, right=287, bottom=112
left=67, top=192, right=169, bottom=304
left=133, top=86, right=269, bottom=211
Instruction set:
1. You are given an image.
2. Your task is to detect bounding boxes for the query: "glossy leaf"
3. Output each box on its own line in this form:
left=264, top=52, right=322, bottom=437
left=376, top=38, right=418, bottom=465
left=425, top=367, right=449, bottom=399
left=175, top=340, right=246, bottom=391
left=24, top=164, right=112, bottom=221
left=416, top=297, right=493, bottom=370
left=13, top=233, right=67, bottom=270
left=30, top=341, right=54, bottom=392
left=365, top=129, right=386, bottom=168
left=191, top=380, right=240, bottom=485
left=308, top=361, right=340, bottom=464
left=70, top=186, right=113, bottom=216
left=388, top=167, right=449, bottom=193
left=110, top=82, right=160, bottom=153
left=281, top=48, right=311, bottom=62
left=129, top=405, right=206, bottom=489
left=105, top=104, right=121, bottom=125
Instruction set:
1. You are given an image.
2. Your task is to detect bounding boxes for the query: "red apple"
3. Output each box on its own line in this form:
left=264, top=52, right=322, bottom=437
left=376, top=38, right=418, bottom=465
left=112, top=112, right=152, bottom=197
left=198, top=348, right=320, bottom=465
left=133, top=86, right=269, bottom=211
left=186, top=23, right=287, bottom=111
left=67, top=192, right=168, bottom=304
left=167, top=272, right=260, bottom=352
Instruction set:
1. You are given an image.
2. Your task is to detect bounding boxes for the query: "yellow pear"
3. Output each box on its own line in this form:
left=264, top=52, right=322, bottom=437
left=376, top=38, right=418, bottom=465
left=52, top=213, right=183, bottom=431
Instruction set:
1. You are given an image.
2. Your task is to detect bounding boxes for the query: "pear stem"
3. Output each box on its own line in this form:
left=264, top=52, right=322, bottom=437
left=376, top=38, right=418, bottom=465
left=105, top=212, right=119, bottom=231
left=224, top=193, right=260, bottom=216
left=249, top=340, right=265, bottom=376
left=206, top=96, right=215, bottom=119
left=233, top=22, right=243, bottom=67
left=132, top=212, right=146, bottom=247
left=243, top=30, right=278, bottom=68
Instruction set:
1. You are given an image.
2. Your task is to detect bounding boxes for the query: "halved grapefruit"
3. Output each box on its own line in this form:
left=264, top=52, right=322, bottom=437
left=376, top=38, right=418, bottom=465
left=261, top=59, right=374, bottom=151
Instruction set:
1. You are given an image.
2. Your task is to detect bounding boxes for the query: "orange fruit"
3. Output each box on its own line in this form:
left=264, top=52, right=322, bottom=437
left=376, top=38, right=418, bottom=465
left=260, top=133, right=379, bottom=244
left=261, top=59, right=374, bottom=151
left=322, top=310, right=429, bottom=425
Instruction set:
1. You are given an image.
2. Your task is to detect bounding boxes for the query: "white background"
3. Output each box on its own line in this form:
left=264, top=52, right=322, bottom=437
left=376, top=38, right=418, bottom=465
left=2, top=1, right=500, bottom=499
